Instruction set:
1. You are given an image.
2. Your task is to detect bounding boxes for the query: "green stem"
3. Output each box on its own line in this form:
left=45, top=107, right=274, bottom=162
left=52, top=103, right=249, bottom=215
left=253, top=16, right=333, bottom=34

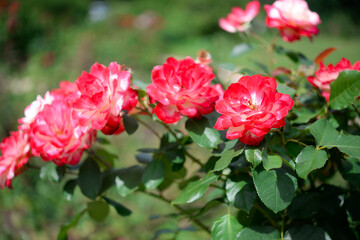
left=285, top=139, right=308, bottom=147
left=133, top=115, right=161, bottom=139
left=352, top=103, right=360, bottom=116
left=254, top=203, right=279, bottom=230
left=141, top=191, right=211, bottom=234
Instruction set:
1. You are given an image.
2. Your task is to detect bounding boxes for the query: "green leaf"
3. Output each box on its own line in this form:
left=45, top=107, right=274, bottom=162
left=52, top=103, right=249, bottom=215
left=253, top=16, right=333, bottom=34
left=115, top=166, right=144, bottom=196
left=284, top=225, right=331, bottom=240
left=292, top=108, right=321, bottom=124
left=329, top=70, right=360, bottom=110
left=172, top=173, right=218, bottom=204
left=95, top=148, right=117, bottom=168
left=57, top=209, right=86, bottom=240
left=252, top=167, right=298, bottom=213
left=213, top=147, right=243, bottom=172
left=277, top=84, right=296, bottom=99
left=230, top=43, right=253, bottom=58
left=245, top=148, right=265, bottom=168
left=211, top=214, right=243, bottom=240
left=333, top=133, right=360, bottom=159
left=308, top=119, right=338, bottom=147
left=123, top=114, right=139, bottom=135
left=78, top=158, right=102, bottom=200
left=226, top=179, right=257, bottom=213
left=87, top=201, right=109, bottom=222
left=142, top=159, right=165, bottom=190
left=295, top=146, right=328, bottom=179
left=263, top=155, right=283, bottom=171
left=185, top=117, right=220, bottom=149
left=237, top=226, right=280, bottom=240
left=274, top=46, right=313, bottom=65
left=340, top=158, right=360, bottom=188
left=40, top=163, right=60, bottom=182
left=102, top=196, right=132, bottom=216
left=309, top=119, right=360, bottom=158
left=63, top=179, right=77, bottom=201
left=192, top=198, right=224, bottom=218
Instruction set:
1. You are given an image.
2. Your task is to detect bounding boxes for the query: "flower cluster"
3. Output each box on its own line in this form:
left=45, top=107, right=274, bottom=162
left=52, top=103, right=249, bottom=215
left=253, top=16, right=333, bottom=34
left=0, top=62, right=138, bottom=187
left=220, top=0, right=321, bottom=42
left=308, top=58, right=360, bottom=101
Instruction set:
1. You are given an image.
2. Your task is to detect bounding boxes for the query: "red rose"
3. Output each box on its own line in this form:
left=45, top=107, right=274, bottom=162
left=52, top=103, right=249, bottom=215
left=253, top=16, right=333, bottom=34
left=219, top=0, right=260, bottom=33
left=74, top=62, right=138, bottom=134
left=214, top=75, right=294, bottom=145
left=308, top=58, right=360, bottom=102
left=264, top=0, right=321, bottom=42
left=146, top=57, right=222, bottom=124
left=0, top=131, right=30, bottom=188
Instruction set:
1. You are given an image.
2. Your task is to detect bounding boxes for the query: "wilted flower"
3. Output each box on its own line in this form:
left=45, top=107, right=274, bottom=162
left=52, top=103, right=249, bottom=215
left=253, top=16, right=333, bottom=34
left=146, top=57, right=222, bottom=124
left=264, top=0, right=321, bottom=42
left=307, top=58, right=360, bottom=101
left=73, top=62, right=138, bottom=135
left=214, top=75, right=294, bottom=145
left=0, top=131, right=30, bottom=188
left=219, top=0, right=260, bottom=33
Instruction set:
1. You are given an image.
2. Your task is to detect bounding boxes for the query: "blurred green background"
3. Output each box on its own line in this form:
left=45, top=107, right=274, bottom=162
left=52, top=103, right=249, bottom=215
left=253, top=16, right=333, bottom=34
left=0, top=0, right=360, bottom=239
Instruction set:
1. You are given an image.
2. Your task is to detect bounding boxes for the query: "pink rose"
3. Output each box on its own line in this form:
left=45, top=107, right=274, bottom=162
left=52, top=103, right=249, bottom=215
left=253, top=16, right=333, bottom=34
left=30, top=98, right=96, bottom=166
left=73, top=62, right=138, bottom=135
left=0, top=131, right=30, bottom=188
left=308, top=58, right=360, bottom=102
left=146, top=57, right=222, bottom=124
left=214, top=75, right=294, bottom=145
left=219, top=0, right=260, bottom=33
left=264, top=0, right=321, bottom=42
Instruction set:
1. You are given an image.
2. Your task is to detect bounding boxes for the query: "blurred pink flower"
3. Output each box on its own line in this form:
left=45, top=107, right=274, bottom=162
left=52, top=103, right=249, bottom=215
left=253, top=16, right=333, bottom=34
left=265, top=0, right=321, bottom=42
left=219, top=0, right=260, bottom=33
left=0, top=131, right=30, bottom=188
left=308, top=58, right=360, bottom=101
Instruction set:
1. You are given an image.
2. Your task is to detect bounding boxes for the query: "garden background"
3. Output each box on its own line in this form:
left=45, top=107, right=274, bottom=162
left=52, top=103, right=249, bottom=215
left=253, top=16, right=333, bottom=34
left=0, top=0, right=360, bottom=239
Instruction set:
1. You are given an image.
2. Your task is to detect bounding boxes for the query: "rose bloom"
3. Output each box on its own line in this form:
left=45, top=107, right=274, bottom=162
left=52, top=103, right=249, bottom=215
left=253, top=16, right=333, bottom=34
left=146, top=57, right=222, bottom=124
left=219, top=0, right=260, bottom=33
left=215, top=75, right=294, bottom=145
left=308, top=58, right=360, bottom=102
left=264, top=0, right=321, bottom=42
left=0, top=131, right=30, bottom=188
left=30, top=100, right=96, bottom=166
left=73, top=62, right=138, bottom=135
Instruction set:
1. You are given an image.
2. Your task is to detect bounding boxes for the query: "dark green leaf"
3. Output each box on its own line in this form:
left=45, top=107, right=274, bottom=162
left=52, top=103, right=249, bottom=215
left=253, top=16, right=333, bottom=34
left=295, top=146, right=328, bottom=179
left=237, top=226, right=280, bottom=240
left=78, top=158, right=102, bottom=200
left=172, top=173, right=218, bottom=204
left=275, top=46, right=313, bottom=65
left=287, top=193, right=322, bottom=219
left=57, top=209, right=86, bottom=240
left=123, top=114, right=139, bottom=135
left=102, top=196, right=132, bottom=216
left=292, top=108, right=321, bottom=124
left=284, top=225, right=331, bottom=240
left=211, top=214, right=243, bottom=240
left=95, top=148, right=117, bottom=167
left=185, top=117, right=220, bottom=149
left=230, top=43, right=253, bottom=58
left=340, top=158, right=360, bottom=187
left=87, top=200, right=109, bottom=222
left=252, top=167, right=298, bottom=213
left=192, top=198, right=224, bottom=218
left=63, top=179, right=77, bottom=201
left=333, top=133, right=360, bottom=159
left=115, top=166, right=144, bottom=196
left=142, top=159, right=165, bottom=190
left=329, top=70, right=360, bottom=110
left=97, top=137, right=111, bottom=145
left=226, top=179, right=257, bottom=213
left=308, top=119, right=338, bottom=147
left=135, top=152, right=153, bottom=164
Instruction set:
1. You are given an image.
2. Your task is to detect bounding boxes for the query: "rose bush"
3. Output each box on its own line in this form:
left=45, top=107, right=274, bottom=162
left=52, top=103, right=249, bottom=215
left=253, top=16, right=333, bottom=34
left=1, top=1, right=360, bottom=239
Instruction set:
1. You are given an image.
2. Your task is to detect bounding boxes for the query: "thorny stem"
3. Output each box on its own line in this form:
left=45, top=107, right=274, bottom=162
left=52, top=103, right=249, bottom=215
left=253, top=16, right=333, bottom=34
left=141, top=190, right=211, bottom=234
left=133, top=115, right=161, bottom=139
